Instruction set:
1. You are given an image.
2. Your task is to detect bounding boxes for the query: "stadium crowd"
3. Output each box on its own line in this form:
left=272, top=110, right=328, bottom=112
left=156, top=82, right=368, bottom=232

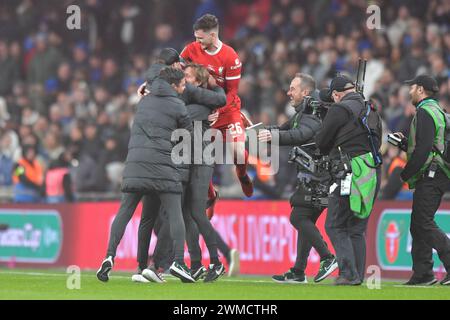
left=0, top=0, right=449, bottom=202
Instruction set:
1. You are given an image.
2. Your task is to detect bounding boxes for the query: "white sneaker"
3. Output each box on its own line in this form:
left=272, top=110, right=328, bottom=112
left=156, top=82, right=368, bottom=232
left=131, top=274, right=150, bottom=283
left=142, top=267, right=166, bottom=283
left=96, top=256, right=114, bottom=282
left=228, top=249, right=240, bottom=277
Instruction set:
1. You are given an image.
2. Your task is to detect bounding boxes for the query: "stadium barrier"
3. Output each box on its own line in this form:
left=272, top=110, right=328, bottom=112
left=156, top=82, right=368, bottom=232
left=0, top=201, right=449, bottom=279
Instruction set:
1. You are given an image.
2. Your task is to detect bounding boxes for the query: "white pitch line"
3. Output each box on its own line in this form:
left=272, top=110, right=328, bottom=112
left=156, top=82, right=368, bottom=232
left=0, top=271, right=275, bottom=283
left=3, top=271, right=445, bottom=288
left=392, top=285, right=442, bottom=289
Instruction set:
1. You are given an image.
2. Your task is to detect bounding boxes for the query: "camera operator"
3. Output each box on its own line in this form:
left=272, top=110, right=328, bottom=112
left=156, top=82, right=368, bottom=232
left=258, top=73, right=337, bottom=284
left=316, top=75, right=379, bottom=285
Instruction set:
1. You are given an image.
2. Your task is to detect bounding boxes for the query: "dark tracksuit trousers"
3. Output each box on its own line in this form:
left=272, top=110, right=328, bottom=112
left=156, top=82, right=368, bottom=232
left=410, top=168, right=450, bottom=277
left=150, top=214, right=173, bottom=270
left=183, top=165, right=220, bottom=266
left=290, top=206, right=331, bottom=274
left=137, top=183, right=187, bottom=270
left=326, top=189, right=368, bottom=282
left=138, top=165, right=221, bottom=269
left=325, top=168, right=381, bottom=282
left=106, top=191, right=185, bottom=264
left=151, top=219, right=230, bottom=269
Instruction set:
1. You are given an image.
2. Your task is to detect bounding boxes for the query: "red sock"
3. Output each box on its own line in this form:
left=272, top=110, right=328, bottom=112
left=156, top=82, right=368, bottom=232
left=208, top=180, right=216, bottom=199
left=235, top=149, right=249, bottom=178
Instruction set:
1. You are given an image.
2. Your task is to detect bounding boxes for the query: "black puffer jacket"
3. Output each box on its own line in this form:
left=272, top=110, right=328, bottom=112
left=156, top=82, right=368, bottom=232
left=145, top=63, right=226, bottom=179
left=267, top=102, right=322, bottom=146
left=121, top=78, right=192, bottom=194
left=267, top=102, right=326, bottom=208
left=181, top=87, right=227, bottom=165
left=176, top=86, right=226, bottom=178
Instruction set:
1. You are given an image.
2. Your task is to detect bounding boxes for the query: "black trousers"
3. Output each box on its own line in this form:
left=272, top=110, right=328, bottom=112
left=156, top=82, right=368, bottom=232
left=107, top=191, right=185, bottom=264
left=290, top=206, right=330, bottom=273
left=326, top=168, right=381, bottom=282
left=138, top=165, right=220, bottom=268
left=326, top=190, right=368, bottom=282
left=152, top=222, right=230, bottom=268
left=137, top=183, right=187, bottom=270
left=150, top=215, right=173, bottom=270
left=410, top=169, right=450, bottom=277
left=183, top=165, right=219, bottom=264
left=141, top=183, right=189, bottom=270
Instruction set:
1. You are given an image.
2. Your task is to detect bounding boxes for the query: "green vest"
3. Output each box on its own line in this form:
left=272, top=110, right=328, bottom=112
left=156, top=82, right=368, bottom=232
left=406, top=98, right=450, bottom=189
left=350, top=152, right=377, bottom=219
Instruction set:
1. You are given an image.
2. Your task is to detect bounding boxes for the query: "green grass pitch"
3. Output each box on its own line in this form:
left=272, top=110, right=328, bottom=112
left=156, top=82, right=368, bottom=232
left=0, top=269, right=448, bottom=300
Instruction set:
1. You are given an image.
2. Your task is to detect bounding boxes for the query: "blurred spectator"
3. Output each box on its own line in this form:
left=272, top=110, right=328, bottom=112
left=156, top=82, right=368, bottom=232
left=235, top=11, right=262, bottom=40
left=0, top=130, right=19, bottom=186
left=12, top=143, right=44, bottom=203
left=81, top=121, right=101, bottom=161
left=119, top=2, right=142, bottom=55
left=69, top=143, right=107, bottom=193
left=99, top=135, right=125, bottom=191
left=151, top=23, right=179, bottom=52
left=301, top=48, right=327, bottom=86
left=379, top=147, right=412, bottom=200
left=397, top=44, right=427, bottom=82
left=0, top=39, right=20, bottom=95
left=43, top=131, right=64, bottom=162
left=27, top=33, right=63, bottom=85
left=45, top=151, right=74, bottom=203
left=101, top=58, right=122, bottom=94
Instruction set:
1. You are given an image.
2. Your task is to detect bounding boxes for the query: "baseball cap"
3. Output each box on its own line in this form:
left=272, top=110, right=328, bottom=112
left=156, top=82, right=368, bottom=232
left=404, top=75, right=439, bottom=93
left=158, top=48, right=180, bottom=66
left=321, top=75, right=355, bottom=102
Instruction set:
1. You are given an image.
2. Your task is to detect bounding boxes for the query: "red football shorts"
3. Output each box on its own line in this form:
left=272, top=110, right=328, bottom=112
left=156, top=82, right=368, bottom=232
left=212, top=111, right=246, bottom=142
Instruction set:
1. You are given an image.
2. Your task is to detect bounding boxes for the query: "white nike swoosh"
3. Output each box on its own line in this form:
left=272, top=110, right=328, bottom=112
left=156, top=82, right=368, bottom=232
left=215, top=267, right=224, bottom=276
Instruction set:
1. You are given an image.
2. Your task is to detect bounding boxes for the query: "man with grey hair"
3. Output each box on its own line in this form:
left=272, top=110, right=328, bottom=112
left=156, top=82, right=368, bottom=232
left=259, top=73, right=337, bottom=284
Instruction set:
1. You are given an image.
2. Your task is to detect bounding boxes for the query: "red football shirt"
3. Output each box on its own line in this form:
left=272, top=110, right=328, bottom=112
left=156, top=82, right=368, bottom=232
left=181, top=41, right=242, bottom=115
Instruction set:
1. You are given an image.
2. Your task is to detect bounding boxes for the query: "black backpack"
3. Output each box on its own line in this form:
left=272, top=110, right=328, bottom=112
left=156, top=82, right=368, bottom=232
left=359, top=100, right=383, bottom=166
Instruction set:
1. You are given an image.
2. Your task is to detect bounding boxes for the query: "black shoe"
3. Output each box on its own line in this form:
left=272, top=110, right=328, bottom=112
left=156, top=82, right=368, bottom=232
left=170, top=262, right=195, bottom=283
left=314, top=255, right=338, bottom=283
left=334, top=276, right=361, bottom=286
left=191, top=266, right=207, bottom=281
left=272, top=269, right=307, bottom=284
left=96, top=256, right=114, bottom=282
left=440, top=274, right=450, bottom=285
left=142, top=266, right=165, bottom=283
left=204, top=263, right=225, bottom=282
left=403, top=275, right=437, bottom=286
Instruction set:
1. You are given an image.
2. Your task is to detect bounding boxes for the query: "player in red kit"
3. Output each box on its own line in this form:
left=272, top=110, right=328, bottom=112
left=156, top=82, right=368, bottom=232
left=181, top=14, right=253, bottom=199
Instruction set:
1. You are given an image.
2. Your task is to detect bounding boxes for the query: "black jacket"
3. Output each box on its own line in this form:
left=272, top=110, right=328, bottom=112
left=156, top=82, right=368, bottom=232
left=267, top=102, right=325, bottom=207
left=316, top=92, right=372, bottom=159
left=121, top=78, right=192, bottom=194
left=267, top=102, right=321, bottom=146
left=184, top=86, right=226, bottom=168
left=144, top=63, right=226, bottom=180
left=400, top=102, right=436, bottom=182
left=174, top=86, right=226, bottom=179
